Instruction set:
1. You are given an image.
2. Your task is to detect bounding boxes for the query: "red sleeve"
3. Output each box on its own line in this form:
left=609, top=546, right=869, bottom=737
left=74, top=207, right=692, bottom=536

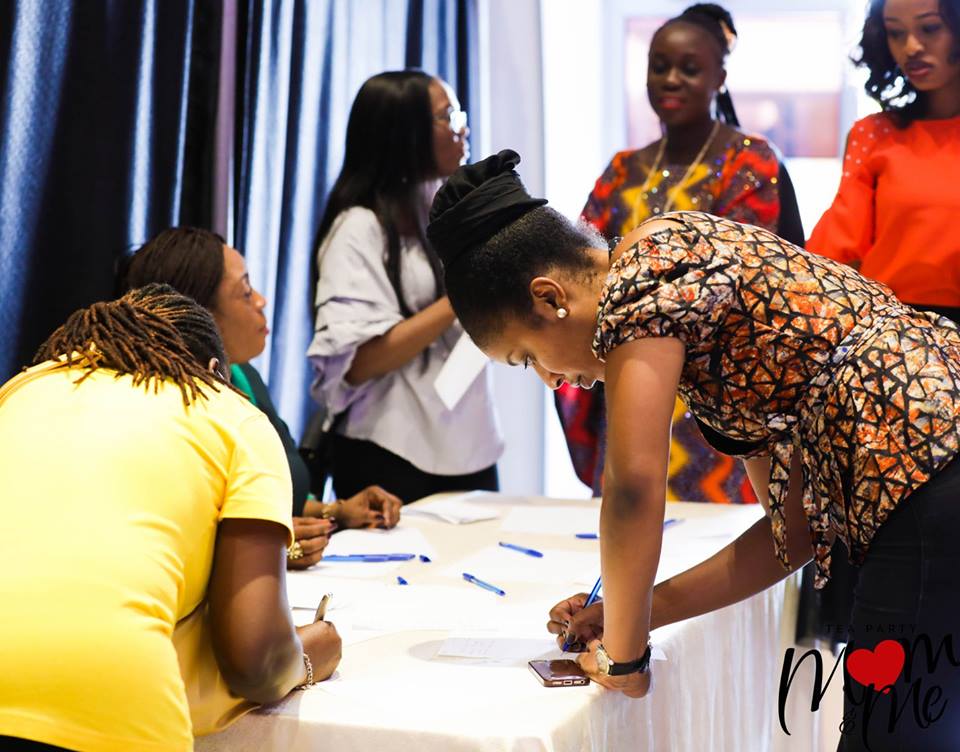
left=713, top=138, right=780, bottom=231
left=806, top=116, right=881, bottom=264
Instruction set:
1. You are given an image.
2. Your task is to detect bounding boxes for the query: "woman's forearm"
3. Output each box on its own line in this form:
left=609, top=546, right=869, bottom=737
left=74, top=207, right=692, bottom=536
left=600, top=482, right=665, bottom=662
left=345, top=297, right=456, bottom=385
left=651, top=516, right=809, bottom=630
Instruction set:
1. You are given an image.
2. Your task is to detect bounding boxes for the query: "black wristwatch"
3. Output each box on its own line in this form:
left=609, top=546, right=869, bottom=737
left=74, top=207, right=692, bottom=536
left=596, top=642, right=652, bottom=676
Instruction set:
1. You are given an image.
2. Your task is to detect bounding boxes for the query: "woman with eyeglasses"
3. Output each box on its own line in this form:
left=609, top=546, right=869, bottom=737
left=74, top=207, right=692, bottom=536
left=308, top=70, right=502, bottom=503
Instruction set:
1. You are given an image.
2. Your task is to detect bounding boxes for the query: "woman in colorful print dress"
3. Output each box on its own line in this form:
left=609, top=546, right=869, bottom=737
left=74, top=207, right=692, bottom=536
left=428, top=150, right=960, bottom=751
left=555, top=3, right=804, bottom=503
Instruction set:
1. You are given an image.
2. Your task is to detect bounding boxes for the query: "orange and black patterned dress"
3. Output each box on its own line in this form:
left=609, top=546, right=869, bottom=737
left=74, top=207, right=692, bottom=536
left=593, top=212, right=960, bottom=587
left=557, top=132, right=804, bottom=501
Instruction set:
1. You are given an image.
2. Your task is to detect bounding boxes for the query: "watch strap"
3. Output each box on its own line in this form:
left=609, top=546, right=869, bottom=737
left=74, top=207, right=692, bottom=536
left=605, top=643, right=652, bottom=676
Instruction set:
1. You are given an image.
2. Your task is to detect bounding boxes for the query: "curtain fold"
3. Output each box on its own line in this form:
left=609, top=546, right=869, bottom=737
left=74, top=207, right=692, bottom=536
left=0, top=0, right=221, bottom=380
left=232, top=0, right=478, bottom=442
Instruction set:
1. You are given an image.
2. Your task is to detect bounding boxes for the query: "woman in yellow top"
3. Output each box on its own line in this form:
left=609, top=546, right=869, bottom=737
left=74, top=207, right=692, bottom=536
left=0, top=285, right=341, bottom=751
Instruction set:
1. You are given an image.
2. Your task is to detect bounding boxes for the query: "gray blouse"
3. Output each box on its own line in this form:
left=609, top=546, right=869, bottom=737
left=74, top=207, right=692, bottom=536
left=307, top=207, right=503, bottom=475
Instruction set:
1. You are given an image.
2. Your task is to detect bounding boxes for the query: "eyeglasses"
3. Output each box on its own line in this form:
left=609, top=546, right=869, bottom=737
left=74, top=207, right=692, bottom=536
left=435, top=109, right=468, bottom=133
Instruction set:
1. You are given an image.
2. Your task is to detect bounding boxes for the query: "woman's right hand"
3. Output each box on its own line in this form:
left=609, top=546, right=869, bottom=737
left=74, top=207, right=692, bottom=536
left=547, top=593, right=605, bottom=651
left=297, top=620, right=342, bottom=682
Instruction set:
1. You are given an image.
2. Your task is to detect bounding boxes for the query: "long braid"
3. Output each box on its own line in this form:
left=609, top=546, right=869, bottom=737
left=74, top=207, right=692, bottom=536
left=34, top=284, right=231, bottom=407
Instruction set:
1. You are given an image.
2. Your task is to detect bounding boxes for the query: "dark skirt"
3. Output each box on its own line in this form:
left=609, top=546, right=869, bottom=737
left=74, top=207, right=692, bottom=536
left=332, top=434, right=498, bottom=504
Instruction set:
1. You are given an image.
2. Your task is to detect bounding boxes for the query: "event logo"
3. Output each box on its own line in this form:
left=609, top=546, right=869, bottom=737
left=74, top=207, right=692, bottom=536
left=777, top=629, right=958, bottom=751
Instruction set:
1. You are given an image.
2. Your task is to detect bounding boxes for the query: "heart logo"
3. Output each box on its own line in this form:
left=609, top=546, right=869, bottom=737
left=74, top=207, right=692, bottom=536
left=846, top=639, right=906, bottom=694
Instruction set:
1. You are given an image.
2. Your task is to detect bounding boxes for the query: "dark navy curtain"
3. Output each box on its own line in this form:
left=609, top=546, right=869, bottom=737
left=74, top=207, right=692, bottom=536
left=0, top=0, right=221, bottom=381
left=231, top=0, right=478, bottom=442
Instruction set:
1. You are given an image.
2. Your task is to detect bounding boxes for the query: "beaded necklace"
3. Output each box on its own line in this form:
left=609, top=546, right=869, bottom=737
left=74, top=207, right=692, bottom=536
left=638, top=120, right=721, bottom=215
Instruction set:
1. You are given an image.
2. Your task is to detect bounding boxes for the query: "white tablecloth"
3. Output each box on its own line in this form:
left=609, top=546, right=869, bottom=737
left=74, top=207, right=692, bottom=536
left=196, top=496, right=816, bottom=751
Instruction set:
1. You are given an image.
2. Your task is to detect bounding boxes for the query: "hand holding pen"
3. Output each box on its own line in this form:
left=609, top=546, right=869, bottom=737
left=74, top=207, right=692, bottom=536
left=546, top=586, right=604, bottom=652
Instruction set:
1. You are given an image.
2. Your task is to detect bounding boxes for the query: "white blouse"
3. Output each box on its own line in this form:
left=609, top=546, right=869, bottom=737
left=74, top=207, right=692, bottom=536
left=307, top=207, right=503, bottom=475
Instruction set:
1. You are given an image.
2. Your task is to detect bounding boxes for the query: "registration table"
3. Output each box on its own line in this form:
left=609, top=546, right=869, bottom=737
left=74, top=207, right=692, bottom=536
left=196, top=494, right=814, bottom=751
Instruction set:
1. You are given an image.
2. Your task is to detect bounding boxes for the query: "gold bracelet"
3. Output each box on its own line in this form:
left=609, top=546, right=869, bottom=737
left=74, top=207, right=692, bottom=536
left=320, top=500, right=343, bottom=522
left=297, top=652, right=315, bottom=689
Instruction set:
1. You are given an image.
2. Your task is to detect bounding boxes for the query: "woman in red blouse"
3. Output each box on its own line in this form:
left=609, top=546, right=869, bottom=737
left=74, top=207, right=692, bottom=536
left=556, top=3, right=804, bottom=503
left=429, top=151, right=960, bottom=751
left=808, top=0, right=960, bottom=323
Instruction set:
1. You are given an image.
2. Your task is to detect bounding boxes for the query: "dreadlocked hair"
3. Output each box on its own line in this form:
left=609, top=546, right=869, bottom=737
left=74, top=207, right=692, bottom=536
left=34, top=283, right=231, bottom=407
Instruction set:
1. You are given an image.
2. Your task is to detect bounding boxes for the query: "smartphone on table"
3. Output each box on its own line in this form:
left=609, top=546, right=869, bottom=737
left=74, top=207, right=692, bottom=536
left=528, top=659, right=590, bottom=687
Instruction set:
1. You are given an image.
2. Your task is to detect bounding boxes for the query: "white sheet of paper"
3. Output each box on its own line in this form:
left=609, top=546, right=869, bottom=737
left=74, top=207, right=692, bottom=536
left=291, top=609, right=386, bottom=647
left=500, top=505, right=601, bottom=536
left=286, top=572, right=338, bottom=609
left=339, top=583, right=497, bottom=631
left=664, top=506, right=763, bottom=541
left=445, top=545, right=600, bottom=586
left=323, top=524, right=438, bottom=558
left=437, top=630, right=558, bottom=662
left=434, top=332, right=488, bottom=410
left=404, top=492, right=502, bottom=524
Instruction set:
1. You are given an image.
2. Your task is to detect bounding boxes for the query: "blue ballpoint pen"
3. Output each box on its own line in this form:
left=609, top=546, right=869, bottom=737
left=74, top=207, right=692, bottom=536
left=323, top=553, right=416, bottom=562
left=462, top=572, right=506, bottom=596
left=662, top=518, right=682, bottom=530
left=561, top=575, right=602, bottom=652
left=498, top=541, right=544, bottom=558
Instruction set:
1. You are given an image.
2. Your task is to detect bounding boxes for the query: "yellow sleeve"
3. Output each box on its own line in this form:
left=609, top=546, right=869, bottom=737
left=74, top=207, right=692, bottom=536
left=221, top=411, right=294, bottom=545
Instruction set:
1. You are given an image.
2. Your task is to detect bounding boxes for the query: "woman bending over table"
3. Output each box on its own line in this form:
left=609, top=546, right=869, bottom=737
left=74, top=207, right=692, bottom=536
left=427, top=151, right=960, bottom=751
left=0, top=285, right=340, bottom=751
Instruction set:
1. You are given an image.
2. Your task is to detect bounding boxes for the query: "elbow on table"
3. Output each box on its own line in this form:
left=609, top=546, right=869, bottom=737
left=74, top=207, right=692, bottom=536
left=218, top=639, right=303, bottom=705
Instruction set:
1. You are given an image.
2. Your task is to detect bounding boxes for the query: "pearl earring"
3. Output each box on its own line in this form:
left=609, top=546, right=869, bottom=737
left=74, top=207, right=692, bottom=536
left=557, top=307, right=568, bottom=319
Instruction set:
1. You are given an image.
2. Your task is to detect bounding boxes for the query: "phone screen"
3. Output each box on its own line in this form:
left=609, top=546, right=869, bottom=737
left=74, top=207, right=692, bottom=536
left=528, top=659, right=590, bottom=687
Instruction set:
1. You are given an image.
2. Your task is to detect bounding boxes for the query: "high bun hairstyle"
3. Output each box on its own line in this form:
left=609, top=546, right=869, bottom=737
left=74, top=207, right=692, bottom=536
left=659, top=3, right=740, bottom=126
left=854, top=0, right=960, bottom=127
left=428, top=150, right=604, bottom=348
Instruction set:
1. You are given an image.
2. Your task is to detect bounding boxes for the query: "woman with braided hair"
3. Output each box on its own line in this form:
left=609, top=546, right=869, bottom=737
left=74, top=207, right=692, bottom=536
left=0, top=284, right=341, bottom=751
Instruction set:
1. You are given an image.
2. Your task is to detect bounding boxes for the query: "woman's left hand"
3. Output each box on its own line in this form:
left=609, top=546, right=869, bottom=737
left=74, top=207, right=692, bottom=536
left=287, top=517, right=335, bottom=570
left=338, top=485, right=402, bottom=529
left=576, top=639, right=652, bottom=699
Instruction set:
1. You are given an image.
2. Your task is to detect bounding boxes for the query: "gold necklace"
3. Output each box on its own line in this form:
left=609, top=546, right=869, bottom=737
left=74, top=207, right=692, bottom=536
left=639, top=120, right=721, bottom=215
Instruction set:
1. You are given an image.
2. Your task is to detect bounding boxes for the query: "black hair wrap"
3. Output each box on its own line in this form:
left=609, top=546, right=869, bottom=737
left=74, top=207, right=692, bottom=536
left=427, top=149, right=548, bottom=269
